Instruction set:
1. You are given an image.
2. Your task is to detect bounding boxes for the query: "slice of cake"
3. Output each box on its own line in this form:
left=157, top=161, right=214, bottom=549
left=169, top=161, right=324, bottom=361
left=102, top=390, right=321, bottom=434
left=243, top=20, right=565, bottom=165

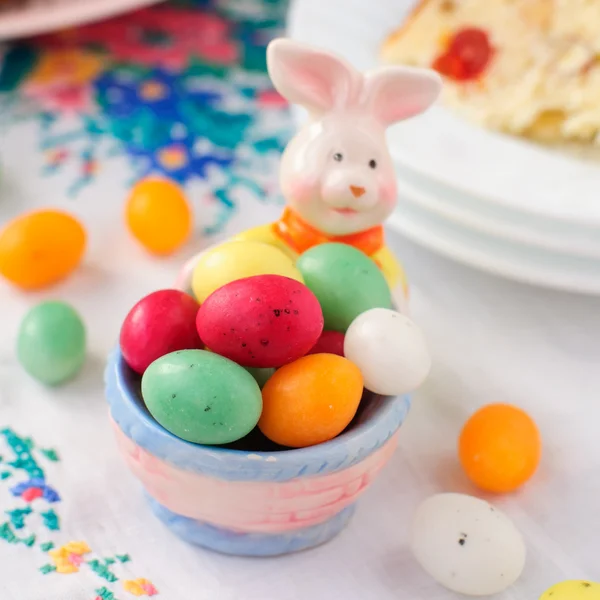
left=381, top=0, right=600, bottom=147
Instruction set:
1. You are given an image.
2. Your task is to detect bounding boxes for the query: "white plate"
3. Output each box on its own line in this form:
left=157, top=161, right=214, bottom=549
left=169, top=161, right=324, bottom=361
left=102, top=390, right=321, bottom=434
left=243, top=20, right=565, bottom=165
left=0, top=0, right=163, bottom=40
left=396, top=175, right=600, bottom=260
left=288, top=0, right=600, bottom=227
left=388, top=201, right=600, bottom=295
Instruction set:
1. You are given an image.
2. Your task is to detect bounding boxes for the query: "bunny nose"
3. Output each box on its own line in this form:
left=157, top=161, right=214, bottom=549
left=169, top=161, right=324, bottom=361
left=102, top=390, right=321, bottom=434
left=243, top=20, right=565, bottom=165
left=350, top=185, right=366, bottom=198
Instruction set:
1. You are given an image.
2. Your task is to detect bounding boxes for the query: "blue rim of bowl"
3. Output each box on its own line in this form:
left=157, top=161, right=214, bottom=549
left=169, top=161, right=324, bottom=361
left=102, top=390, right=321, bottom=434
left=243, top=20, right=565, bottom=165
left=105, top=348, right=411, bottom=482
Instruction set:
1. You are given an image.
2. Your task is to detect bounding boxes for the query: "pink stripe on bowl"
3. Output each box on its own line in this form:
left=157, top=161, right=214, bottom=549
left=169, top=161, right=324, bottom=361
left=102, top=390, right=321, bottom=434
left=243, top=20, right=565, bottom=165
left=113, top=423, right=399, bottom=534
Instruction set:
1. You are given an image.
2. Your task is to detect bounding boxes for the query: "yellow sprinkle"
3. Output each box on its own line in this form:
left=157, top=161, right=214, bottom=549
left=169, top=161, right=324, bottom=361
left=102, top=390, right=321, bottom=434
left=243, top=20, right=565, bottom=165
left=123, top=578, right=158, bottom=596
left=63, top=541, right=91, bottom=554
left=48, top=541, right=91, bottom=574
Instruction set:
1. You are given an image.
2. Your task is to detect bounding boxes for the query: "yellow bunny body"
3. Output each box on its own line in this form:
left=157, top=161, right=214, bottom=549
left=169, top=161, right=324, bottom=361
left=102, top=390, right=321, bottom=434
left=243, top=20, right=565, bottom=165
left=232, top=216, right=409, bottom=296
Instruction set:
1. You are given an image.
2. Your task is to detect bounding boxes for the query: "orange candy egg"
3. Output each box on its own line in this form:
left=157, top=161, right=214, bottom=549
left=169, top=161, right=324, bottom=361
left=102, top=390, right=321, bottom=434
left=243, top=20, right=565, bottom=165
left=259, top=353, right=363, bottom=448
left=459, top=403, right=542, bottom=493
left=126, top=178, right=192, bottom=255
left=0, top=210, right=86, bottom=290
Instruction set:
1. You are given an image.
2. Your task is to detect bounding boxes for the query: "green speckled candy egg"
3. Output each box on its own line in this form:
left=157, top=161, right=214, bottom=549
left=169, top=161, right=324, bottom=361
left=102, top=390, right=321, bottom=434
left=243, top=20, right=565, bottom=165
left=141, top=349, right=262, bottom=445
left=17, top=300, right=86, bottom=386
left=296, top=243, right=392, bottom=332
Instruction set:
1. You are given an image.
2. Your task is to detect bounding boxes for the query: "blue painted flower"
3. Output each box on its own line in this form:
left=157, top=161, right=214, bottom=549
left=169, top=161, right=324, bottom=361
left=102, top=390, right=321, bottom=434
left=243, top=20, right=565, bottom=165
left=11, top=478, right=60, bottom=503
left=92, top=65, right=240, bottom=182
left=95, top=67, right=222, bottom=121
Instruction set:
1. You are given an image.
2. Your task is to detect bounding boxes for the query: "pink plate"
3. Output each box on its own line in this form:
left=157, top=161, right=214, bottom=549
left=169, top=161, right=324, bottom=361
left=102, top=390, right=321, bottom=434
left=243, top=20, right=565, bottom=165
left=0, top=0, right=164, bottom=40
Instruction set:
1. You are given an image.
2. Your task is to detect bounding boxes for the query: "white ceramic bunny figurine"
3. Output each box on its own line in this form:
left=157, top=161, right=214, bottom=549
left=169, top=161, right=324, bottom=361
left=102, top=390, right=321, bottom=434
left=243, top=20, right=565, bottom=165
left=178, top=38, right=441, bottom=308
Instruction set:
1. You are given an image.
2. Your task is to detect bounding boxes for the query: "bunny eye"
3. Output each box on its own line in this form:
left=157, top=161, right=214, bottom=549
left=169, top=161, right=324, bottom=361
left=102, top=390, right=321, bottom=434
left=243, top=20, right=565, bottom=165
left=369, top=159, right=377, bottom=169
left=333, top=152, right=343, bottom=162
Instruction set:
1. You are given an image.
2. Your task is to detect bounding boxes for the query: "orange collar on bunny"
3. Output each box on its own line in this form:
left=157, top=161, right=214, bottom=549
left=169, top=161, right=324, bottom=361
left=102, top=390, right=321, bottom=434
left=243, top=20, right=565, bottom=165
left=273, top=208, right=384, bottom=256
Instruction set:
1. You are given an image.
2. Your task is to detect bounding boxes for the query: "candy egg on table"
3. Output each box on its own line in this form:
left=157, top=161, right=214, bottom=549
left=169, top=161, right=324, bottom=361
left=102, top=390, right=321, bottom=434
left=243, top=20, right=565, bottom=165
left=126, top=177, right=192, bottom=255
left=411, top=493, right=526, bottom=596
left=120, top=289, right=202, bottom=375
left=191, top=240, right=303, bottom=303
left=296, top=242, right=392, bottom=332
left=459, top=403, right=542, bottom=493
left=344, top=308, right=431, bottom=395
left=196, top=274, right=323, bottom=368
left=0, top=209, right=86, bottom=290
left=17, top=300, right=86, bottom=386
left=141, top=349, right=262, bottom=445
left=540, top=581, right=600, bottom=600
left=306, top=330, right=345, bottom=357
left=259, top=353, right=363, bottom=448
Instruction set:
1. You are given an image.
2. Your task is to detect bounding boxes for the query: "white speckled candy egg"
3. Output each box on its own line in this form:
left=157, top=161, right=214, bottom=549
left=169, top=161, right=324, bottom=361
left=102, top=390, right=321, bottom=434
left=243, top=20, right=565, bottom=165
left=343, top=308, right=430, bottom=395
left=411, top=493, right=526, bottom=596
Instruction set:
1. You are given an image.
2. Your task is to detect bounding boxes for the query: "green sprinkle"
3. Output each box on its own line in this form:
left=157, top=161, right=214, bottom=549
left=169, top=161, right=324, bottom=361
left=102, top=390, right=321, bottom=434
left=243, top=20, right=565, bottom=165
left=40, top=541, right=54, bottom=552
left=0, top=520, right=37, bottom=546
left=6, top=507, right=32, bottom=529
left=104, top=557, right=116, bottom=565
left=41, top=509, right=60, bottom=531
left=0, top=471, right=12, bottom=480
left=95, top=586, right=117, bottom=600
left=40, top=449, right=60, bottom=462
left=40, top=564, right=56, bottom=575
left=87, top=559, right=118, bottom=582
left=1, top=429, right=44, bottom=479
left=0, top=522, right=18, bottom=543
left=9, top=456, right=44, bottom=478
left=116, top=554, right=130, bottom=563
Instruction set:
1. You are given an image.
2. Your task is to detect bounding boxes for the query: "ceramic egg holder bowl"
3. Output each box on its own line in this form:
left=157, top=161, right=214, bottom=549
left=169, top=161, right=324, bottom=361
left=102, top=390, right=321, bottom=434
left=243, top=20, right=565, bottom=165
left=105, top=39, right=441, bottom=557
left=106, top=352, right=410, bottom=556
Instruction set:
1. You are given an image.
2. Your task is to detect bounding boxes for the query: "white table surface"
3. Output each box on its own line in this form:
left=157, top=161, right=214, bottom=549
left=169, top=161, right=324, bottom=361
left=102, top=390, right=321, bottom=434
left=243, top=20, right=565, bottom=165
left=1, top=3, right=600, bottom=597
left=1, top=161, right=599, bottom=600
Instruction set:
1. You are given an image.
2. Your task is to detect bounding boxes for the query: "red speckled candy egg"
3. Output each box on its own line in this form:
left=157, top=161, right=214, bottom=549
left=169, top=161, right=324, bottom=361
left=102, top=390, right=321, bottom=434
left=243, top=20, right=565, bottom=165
left=196, top=275, right=324, bottom=368
left=307, top=330, right=345, bottom=357
left=120, top=289, right=202, bottom=374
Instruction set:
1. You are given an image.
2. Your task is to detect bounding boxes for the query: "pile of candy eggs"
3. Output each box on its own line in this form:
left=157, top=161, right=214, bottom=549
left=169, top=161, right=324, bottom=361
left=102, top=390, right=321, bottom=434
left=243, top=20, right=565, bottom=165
left=119, top=239, right=431, bottom=449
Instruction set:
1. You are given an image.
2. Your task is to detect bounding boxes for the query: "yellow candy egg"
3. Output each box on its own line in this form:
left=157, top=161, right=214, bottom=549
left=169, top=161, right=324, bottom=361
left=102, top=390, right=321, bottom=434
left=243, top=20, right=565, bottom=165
left=191, top=241, right=303, bottom=303
left=540, top=581, right=600, bottom=600
left=0, top=210, right=86, bottom=290
left=126, top=177, right=192, bottom=256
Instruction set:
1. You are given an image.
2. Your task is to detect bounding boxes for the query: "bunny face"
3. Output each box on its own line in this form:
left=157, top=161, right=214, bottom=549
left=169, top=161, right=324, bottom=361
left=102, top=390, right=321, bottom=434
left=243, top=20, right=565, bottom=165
left=268, top=39, right=442, bottom=236
left=281, top=114, right=398, bottom=235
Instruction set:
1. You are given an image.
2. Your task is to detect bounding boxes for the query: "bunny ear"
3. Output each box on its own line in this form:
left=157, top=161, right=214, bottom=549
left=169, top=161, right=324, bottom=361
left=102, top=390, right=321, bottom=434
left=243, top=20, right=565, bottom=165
left=267, top=38, right=361, bottom=115
left=362, top=66, right=442, bottom=127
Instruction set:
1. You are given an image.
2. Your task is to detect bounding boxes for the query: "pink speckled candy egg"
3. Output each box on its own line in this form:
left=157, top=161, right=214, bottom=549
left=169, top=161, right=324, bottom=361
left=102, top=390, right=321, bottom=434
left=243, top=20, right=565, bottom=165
left=196, top=275, right=324, bottom=368
left=120, top=289, right=202, bottom=374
